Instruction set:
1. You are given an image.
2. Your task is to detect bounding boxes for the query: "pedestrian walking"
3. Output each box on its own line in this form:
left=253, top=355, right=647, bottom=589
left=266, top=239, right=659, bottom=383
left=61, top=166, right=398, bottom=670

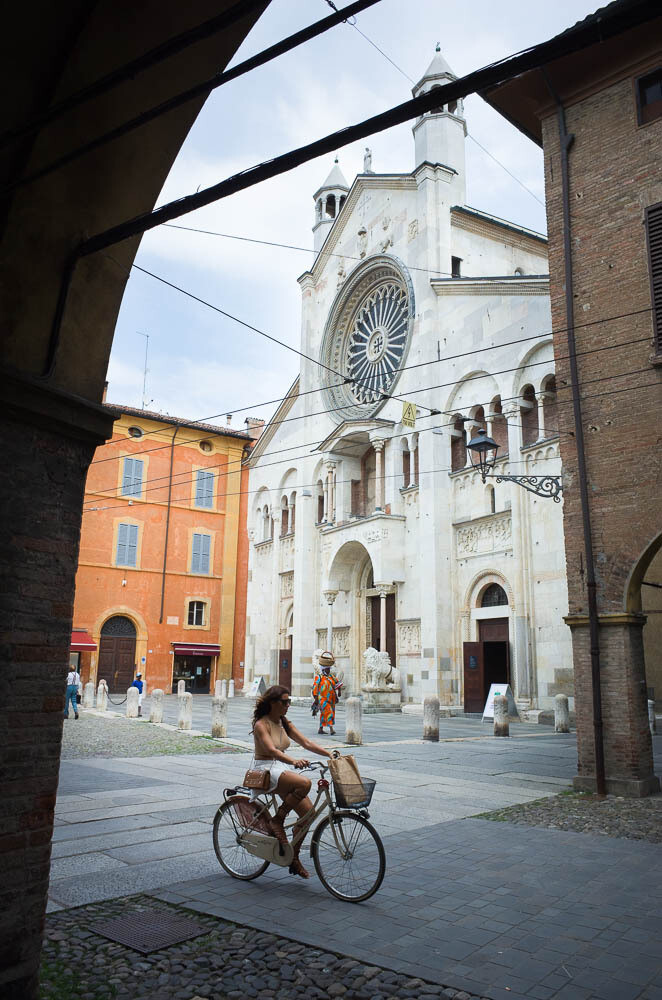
left=64, top=667, right=80, bottom=719
left=131, top=672, right=144, bottom=716
left=311, top=651, right=342, bottom=736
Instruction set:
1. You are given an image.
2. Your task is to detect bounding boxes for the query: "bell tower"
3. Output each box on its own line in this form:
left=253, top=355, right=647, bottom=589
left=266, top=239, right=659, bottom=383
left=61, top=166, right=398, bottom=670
left=411, top=45, right=467, bottom=203
left=312, top=157, right=349, bottom=252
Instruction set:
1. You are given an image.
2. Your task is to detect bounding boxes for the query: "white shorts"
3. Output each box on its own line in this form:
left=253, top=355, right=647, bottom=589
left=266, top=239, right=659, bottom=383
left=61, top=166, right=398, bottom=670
left=248, top=759, right=291, bottom=799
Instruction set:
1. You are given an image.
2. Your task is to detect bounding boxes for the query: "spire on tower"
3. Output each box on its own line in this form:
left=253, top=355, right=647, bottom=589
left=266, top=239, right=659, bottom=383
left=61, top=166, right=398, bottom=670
left=312, top=157, right=350, bottom=251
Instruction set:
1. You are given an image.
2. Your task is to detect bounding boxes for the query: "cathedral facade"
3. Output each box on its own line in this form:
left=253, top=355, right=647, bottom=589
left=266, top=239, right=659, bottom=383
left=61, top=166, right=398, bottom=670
left=244, top=51, right=572, bottom=713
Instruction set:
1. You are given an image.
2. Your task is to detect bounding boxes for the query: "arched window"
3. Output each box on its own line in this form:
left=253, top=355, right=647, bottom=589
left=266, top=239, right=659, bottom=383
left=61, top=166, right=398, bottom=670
left=339, top=195, right=346, bottom=212
left=521, top=384, right=539, bottom=446
left=481, top=583, right=508, bottom=607
left=325, top=194, right=336, bottom=219
left=289, top=492, right=296, bottom=534
left=451, top=416, right=466, bottom=472
left=263, top=505, right=271, bottom=541
left=487, top=484, right=496, bottom=514
left=514, top=267, right=524, bottom=276
left=101, top=615, right=136, bottom=637
left=542, top=375, right=558, bottom=437
left=280, top=496, right=288, bottom=537
left=401, top=439, right=410, bottom=488
left=490, top=396, right=508, bottom=454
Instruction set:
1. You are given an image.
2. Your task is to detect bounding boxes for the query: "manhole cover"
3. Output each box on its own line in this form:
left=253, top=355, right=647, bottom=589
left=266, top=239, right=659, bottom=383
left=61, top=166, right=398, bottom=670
left=91, top=909, right=207, bottom=954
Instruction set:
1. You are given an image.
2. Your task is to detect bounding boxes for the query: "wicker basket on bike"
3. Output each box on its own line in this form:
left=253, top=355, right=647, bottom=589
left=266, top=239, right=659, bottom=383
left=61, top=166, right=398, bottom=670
left=328, top=753, right=376, bottom=809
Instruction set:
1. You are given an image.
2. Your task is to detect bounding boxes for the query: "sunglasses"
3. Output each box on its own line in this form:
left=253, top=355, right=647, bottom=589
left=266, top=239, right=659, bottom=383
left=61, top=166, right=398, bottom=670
left=278, top=697, right=292, bottom=705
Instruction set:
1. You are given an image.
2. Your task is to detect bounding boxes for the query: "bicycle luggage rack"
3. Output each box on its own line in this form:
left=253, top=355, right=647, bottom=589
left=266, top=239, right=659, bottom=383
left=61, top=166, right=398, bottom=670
left=333, top=777, right=376, bottom=809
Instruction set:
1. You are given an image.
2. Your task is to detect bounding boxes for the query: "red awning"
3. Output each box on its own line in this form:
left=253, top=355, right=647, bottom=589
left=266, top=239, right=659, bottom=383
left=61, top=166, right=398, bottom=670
left=71, top=629, right=97, bottom=651
left=172, top=642, right=220, bottom=657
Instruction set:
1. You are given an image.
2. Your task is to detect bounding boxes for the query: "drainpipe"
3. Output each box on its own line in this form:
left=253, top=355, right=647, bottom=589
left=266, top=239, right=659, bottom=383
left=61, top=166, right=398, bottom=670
left=159, top=425, right=179, bottom=624
left=544, top=70, right=606, bottom=795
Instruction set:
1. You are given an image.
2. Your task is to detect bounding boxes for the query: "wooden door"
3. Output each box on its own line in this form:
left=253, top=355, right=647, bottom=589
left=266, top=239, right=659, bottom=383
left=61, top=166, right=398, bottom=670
left=99, top=636, right=136, bottom=692
left=279, top=649, right=292, bottom=690
left=463, top=642, right=485, bottom=713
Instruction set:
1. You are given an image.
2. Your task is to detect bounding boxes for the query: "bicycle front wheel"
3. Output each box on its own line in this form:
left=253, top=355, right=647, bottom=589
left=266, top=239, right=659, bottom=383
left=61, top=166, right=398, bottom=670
left=212, top=797, right=270, bottom=880
left=311, top=811, right=385, bottom=902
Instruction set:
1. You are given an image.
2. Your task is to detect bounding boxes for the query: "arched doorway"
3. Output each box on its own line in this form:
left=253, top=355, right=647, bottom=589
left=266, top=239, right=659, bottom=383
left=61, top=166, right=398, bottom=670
left=627, top=531, right=662, bottom=710
left=98, top=616, right=137, bottom=693
left=279, top=607, right=293, bottom=689
left=463, top=582, right=511, bottom=713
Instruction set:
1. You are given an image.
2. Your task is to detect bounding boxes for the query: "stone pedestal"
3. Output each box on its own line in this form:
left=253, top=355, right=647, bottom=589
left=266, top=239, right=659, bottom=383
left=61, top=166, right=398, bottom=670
left=126, top=687, right=139, bottom=719
left=361, top=690, right=402, bottom=714
left=423, top=695, right=439, bottom=741
left=82, top=682, right=95, bottom=709
left=178, top=693, right=193, bottom=730
left=96, top=680, right=108, bottom=713
left=554, top=694, right=570, bottom=733
left=177, top=680, right=186, bottom=696
left=494, top=695, right=509, bottom=737
left=346, top=697, right=363, bottom=745
left=211, top=696, right=228, bottom=738
left=150, top=689, right=164, bottom=724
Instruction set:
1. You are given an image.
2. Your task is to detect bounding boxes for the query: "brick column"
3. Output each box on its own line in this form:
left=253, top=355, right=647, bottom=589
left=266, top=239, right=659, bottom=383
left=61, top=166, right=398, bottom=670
left=0, top=371, right=112, bottom=998
left=567, top=613, right=659, bottom=796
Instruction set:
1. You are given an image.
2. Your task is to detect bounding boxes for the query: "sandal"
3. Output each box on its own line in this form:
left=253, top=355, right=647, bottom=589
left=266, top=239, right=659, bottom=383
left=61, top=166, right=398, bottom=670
left=318, top=727, right=324, bottom=734
left=329, top=727, right=335, bottom=735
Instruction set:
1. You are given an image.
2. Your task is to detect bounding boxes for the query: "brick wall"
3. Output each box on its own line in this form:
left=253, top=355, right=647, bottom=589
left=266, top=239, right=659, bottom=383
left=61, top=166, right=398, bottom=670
left=541, top=68, right=662, bottom=792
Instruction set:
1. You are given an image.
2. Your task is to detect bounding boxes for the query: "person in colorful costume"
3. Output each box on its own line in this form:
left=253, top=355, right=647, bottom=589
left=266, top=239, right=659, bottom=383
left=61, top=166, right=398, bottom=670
left=311, top=651, right=342, bottom=736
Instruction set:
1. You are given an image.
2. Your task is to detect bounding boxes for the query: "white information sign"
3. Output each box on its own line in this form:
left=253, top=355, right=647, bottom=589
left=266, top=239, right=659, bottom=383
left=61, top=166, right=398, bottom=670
left=482, top=683, right=520, bottom=722
left=247, top=676, right=267, bottom=698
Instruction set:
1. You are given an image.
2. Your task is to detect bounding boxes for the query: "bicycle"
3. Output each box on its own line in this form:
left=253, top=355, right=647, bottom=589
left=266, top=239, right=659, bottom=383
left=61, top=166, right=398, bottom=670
left=212, top=760, right=385, bottom=902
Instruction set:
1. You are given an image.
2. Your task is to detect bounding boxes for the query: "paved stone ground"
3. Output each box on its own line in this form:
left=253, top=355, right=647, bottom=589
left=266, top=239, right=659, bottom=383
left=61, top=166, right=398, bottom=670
left=476, top=791, right=662, bottom=844
left=60, top=712, right=241, bottom=758
left=41, top=895, right=486, bottom=1000
left=47, top=699, right=662, bottom=1000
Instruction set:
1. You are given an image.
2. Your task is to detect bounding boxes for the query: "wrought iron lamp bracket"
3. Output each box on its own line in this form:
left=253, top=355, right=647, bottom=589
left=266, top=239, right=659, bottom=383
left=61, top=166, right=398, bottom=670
left=491, top=473, right=563, bottom=502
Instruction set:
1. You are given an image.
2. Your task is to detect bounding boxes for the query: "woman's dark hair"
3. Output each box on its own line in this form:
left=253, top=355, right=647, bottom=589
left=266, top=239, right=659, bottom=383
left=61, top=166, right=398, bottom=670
left=252, top=685, right=293, bottom=734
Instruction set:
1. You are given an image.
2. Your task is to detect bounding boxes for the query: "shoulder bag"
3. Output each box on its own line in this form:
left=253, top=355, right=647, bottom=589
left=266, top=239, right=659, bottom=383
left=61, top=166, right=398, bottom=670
left=243, top=767, right=271, bottom=791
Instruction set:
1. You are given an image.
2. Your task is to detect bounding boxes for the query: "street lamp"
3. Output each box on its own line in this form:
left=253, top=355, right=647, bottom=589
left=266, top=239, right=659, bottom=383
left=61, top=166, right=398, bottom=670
left=466, top=428, right=563, bottom=502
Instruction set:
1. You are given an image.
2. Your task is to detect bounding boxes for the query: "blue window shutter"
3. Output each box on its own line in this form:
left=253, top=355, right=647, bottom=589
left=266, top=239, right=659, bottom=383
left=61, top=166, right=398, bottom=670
left=196, top=470, right=214, bottom=508
left=122, top=458, right=144, bottom=498
left=201, top=533, right=211, bottom=573
left=127, top=524, right=138, bottom=567
left=117, top=523, right=128, bottom=564
left=191, top=533, right=201, bottom=573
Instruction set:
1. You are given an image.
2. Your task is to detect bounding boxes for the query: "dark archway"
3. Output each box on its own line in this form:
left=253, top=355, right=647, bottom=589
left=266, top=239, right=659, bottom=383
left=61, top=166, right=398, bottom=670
left=0, top=4, right=268, bottom=995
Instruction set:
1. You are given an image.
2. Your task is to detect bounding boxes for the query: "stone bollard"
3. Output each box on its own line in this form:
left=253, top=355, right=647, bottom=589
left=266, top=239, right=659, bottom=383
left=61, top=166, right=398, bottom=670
left=220, top=679, right=227, bottom=698
left=228, top=679, right=235, bottom=698
left=82, top=681, right=95, bottom=709
left=649, top=700, right=657, bottom=736
left=423, top=695, right=440, bottom=742
left=150, top=688, right=164, bottom=724
left=177, top=679, right=186, bottom=696
left=96, top=679, right=108, bottom=713
left=178, top=692, right=193, bottom=731
left=493, top=695, right=509, bottom=737
left=214, top=679, right=224, bottom=697
left=127, top=686, right=140, bottom=719
left=554, top=694, right=570, bottom=733
left=211, top=696, right=228, bottom=738
left=345, top=697, right=363, bottom=745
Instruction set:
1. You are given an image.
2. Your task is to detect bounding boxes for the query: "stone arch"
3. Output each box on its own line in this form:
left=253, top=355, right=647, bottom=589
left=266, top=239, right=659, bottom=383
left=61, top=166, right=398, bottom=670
left=327, top=539, right=373, bottom=592
left=626, top=530, right=662, bottom=613
left=464, top=570, right=515, bottom=616
left=510, top=340, right=554, bottom=399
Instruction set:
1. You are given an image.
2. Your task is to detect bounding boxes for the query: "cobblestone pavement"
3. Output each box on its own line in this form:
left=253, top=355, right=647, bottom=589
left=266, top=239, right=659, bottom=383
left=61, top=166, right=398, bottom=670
left=60, top=712, right=242, bottom=758
left=477, top=790, right=662, bottom=843
left=41, top=895, right=484, bottom=1000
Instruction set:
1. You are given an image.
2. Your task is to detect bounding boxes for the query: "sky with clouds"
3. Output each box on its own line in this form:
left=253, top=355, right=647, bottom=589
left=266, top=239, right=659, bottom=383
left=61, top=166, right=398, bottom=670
left=107, top=0, right=597, bottom=428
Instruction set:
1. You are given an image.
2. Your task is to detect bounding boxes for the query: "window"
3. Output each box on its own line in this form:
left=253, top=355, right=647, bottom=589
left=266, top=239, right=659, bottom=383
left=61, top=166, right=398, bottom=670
left=199, top=440, right=213, bottom=453
left=637, top=68, right=662, bottom=126
left=646, top=202, right=662, bottom=357
left=451, top=416, right=466, bottom=472
left=188, top=600, right=206, bottom=626
left=128, top=426, right=143, bottom=438
left=116, top=523, right=138, bottom=567
left=191, top=533, right=211, bottom=574
left=195, top=469, right=214, bottom=508
left=451, top=256, right=462, bottom=278
left=121, top=457, right=144, bottom=498
left=520, top=385, right=539, bottom=446
left=481, top=583, right=508, bottom=607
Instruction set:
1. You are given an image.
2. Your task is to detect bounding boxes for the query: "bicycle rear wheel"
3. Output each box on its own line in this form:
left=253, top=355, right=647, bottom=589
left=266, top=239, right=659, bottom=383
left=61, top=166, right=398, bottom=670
left=310, top=811, right=385, bottom=902
left=212, top=796, right=270, bottom=880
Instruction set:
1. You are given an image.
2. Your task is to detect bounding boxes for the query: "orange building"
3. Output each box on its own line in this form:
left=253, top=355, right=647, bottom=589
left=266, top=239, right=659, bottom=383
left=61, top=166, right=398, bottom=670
left=71, top=404, right=259, bottom=695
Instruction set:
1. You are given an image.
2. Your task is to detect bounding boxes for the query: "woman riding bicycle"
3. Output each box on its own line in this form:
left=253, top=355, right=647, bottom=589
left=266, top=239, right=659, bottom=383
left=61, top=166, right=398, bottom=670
left=251, top=685, right=332, bottom=878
